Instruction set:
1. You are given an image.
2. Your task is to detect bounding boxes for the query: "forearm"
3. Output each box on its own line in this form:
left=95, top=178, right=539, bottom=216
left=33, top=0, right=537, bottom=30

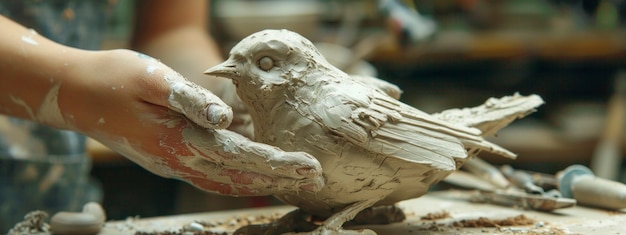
left=0, top=15, right=87, bottom=129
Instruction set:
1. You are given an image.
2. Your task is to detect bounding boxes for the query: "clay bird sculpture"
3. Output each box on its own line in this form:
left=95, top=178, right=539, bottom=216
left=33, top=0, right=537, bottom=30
left=205, top=29, right=543, bottom=235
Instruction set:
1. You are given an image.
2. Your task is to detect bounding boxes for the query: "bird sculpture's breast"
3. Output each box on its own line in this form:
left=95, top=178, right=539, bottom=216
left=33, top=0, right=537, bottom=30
left=260, top=101, right=451, bottom=217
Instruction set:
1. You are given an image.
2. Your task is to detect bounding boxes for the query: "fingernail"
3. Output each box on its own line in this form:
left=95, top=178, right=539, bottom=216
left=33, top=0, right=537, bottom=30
left=300, top=184, right=318, bottom=192
left=207, top=104, right=233, bottom=128
left=296, top=167, right=315, bottom=176
left=299, top=178, right=325, bottom=192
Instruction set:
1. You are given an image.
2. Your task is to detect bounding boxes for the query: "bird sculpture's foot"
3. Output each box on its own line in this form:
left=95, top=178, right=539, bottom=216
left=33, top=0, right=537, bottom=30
left=284, top=205, right=405, bottom=235
left=347, top=205, right=406, bottom=226
left=282, top=199, right=380, bottom=235
left=235, top=200, right=383, bottom=235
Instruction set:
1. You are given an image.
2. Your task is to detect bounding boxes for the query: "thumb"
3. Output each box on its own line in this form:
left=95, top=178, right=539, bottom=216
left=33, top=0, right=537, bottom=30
left=140, top=54, right=233, bottom=129
left=167, top=77, right=233, bottom=129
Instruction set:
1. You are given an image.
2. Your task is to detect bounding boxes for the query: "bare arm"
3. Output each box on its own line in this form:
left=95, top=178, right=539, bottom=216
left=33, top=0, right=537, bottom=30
left=0, top=15, right=70, bottom=125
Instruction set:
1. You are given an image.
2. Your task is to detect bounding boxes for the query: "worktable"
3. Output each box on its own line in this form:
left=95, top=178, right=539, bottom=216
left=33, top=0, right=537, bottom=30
left=98, top=190, right=626, bottom=235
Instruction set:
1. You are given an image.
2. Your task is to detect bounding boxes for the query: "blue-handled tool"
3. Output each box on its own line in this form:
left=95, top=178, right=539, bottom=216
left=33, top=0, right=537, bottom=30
left=558, top=164, right=626, bottom=210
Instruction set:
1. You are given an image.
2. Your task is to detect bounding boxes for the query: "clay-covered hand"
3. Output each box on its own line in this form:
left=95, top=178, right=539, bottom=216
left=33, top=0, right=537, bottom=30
left=47, top=49, right=323, bottom=196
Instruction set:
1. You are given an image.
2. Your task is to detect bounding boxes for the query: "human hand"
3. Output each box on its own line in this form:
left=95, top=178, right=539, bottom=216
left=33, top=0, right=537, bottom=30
left=47, top=49, right=323, bottom=196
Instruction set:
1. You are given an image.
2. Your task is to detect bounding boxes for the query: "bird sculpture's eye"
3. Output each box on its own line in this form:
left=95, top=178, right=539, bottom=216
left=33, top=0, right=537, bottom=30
left=258, top=56, right=274, bottom=71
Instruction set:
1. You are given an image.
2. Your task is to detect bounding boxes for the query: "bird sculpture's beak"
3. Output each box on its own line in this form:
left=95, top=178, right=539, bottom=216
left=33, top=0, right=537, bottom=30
left=204, top=59, right=239, bottom=80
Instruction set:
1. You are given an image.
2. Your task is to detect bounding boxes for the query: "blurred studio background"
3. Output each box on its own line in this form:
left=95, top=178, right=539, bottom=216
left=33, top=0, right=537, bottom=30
left=3, top=0, right=626, bottom=229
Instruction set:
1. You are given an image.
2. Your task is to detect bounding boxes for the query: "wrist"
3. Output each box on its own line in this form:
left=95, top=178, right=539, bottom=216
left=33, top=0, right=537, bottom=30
left=53, top=49, right=137, bottom=133
left=20, top=47, right=91, bottom=131
left=0, top=16, right=92, bottom=130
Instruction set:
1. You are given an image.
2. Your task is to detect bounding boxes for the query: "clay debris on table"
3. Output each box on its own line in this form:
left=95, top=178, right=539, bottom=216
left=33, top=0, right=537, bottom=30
left=420, top=210, right=451, bottom=220
left=451, top=214, right=536, bottom=228
left=131, top=213, right=284, bottom=235
left=423, top=217, right=562, bottom=235
left=7, top=211, right=50, bottom=235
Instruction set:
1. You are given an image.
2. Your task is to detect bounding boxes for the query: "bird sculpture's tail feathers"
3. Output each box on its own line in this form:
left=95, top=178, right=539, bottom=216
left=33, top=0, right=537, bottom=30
left=433, top=93, right=544, bottom=159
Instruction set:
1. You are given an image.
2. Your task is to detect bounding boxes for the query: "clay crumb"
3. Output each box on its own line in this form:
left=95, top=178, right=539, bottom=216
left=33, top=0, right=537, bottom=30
left=426, top=221, right=447, bottom=231
left=420, top=211, right=450, bottom=220
left=7, top=211, right=51, bottom=235
left=452, top=214, right=535, bottom=228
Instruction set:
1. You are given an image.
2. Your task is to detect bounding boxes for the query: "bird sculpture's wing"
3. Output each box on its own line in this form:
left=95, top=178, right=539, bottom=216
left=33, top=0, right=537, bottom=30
left=305, top=81, right=489, bottom=171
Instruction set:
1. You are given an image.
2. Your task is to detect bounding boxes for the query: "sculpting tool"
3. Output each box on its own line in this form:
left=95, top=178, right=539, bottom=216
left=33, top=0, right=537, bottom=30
left=558, top=164, right=626, bottom=210
left=463, top=157, right=511, bottom=189
left=471, top=190, right=576, bottom=211
left=445, top=171, right=576, bottom=211
left=525, top=170, right=559, bottom=191
left=500, top=165, right=547, bottom=195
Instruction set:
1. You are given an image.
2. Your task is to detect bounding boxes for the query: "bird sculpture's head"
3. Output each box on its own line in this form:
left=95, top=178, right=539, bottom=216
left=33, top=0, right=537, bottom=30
left=205, top=29, right=334, bottom=102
